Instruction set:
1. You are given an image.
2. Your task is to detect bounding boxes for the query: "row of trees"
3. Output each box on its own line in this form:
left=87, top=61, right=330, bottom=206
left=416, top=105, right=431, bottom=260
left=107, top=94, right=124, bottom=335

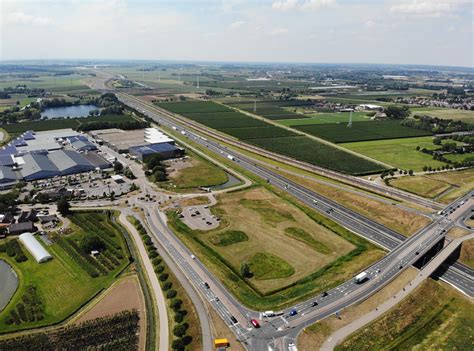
left=130, top=218, right=193, bottom=351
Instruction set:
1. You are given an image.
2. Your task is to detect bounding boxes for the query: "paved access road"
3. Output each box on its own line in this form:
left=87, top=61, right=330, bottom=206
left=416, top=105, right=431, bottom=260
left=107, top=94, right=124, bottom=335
left=116, top=92, right=473, bottom=350
left=119, top=93, right=472, bottom=296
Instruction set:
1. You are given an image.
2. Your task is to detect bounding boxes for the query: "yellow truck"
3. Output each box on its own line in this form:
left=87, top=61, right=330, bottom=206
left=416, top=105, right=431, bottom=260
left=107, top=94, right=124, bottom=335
left=214, top=338, right=229, bottom=348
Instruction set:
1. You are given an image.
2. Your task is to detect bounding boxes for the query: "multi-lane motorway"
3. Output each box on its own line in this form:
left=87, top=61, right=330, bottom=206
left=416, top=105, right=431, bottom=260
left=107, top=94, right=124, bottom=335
left=116, top=92, right=473, bottom=350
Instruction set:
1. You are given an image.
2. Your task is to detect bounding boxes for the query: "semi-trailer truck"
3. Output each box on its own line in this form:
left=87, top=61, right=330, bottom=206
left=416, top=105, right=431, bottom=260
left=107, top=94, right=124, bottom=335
left=354, top=271, right=368, bottom=284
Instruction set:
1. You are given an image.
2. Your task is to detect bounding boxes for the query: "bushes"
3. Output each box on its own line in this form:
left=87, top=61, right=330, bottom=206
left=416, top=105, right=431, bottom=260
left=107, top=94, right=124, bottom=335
left=3, top=239, right=28, bottom=263
left=166, top=289, right=177, bottom=299
left=5, top=285, right=43, bottom=325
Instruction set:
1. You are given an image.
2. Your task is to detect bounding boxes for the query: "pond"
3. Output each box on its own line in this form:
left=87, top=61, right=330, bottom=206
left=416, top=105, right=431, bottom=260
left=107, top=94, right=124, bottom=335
left=209, top=172, right=242, bottom=190
left=41, top=104, right=97, bottom=119
left=0, top=259, right=19, bottom=311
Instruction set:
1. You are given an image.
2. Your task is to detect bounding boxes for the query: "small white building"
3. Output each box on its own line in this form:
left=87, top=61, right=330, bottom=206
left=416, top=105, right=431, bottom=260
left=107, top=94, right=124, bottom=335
left=359, top=104, right=383, bottom=111
left=18, top=232, right=53, bottom=263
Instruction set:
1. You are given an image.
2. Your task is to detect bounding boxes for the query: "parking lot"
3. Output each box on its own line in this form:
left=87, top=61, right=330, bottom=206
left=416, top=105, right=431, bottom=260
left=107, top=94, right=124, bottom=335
left=179, top=204, right=220, bottom=230
left=26, top=170, right=133, bottom=200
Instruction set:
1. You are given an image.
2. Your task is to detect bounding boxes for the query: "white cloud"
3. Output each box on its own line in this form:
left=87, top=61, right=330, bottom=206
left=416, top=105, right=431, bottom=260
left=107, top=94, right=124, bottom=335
left=300, top=0, right=337, bottom=11
left=364, top=20, right=376, bottom=28
left=272, top=0, right=335, bottom=11
left=390, top=0, right=463, bottom=17
left=5, top=11, right=52, bottom=26
left=229, top=20, right=245, bottom=29
left=271, top=27, right=289, bottom=35
left=272, top=0, right=298, bottom=11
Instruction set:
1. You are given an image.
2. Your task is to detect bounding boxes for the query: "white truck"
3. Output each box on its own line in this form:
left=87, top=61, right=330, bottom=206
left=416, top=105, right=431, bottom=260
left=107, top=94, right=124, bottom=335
left=263, top=311, right=275, bottom=317
left=354, top=271, right=368, bottom=284
left=227, top=154, right=235, bottom=161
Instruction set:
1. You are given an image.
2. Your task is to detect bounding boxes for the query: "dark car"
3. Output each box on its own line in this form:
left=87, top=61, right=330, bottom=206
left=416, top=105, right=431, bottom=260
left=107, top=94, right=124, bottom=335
left=311, top=301, right=318, bottom=307
left=203, top=282, right=210, bottom=289
left=230, top=316, right=238, bottom=324
left=289, top=309, right=298, bottom=316
left=321, top=291, right=328, bottom=297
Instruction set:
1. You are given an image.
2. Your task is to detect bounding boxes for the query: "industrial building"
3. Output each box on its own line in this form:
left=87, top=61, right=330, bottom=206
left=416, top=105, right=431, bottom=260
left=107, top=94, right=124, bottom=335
left=90, top=127, right=175, bottom=153
left=48, top=150, right=95, bottom=175
left=129, top=143, right=184, bottom=162
left=18, top=232, right=53, bottom=263
left=20, top=153, right=60, bottom=181
left=67, top=136, right=97, bottom=152
left=0, top=129, right=110, bottom=186
left=0, top=165, right=18, bottom=187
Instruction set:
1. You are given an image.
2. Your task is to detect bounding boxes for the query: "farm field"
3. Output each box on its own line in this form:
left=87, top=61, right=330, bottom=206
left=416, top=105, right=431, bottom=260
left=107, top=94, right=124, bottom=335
left=411, top=107, right=474, bottom=124
left=444, top=153, right=474, bottom=163
left=336, top=280, right=474, bottom=351
left=292, top=120, right=432, bottom=143
left=341, top=136, right=447, bottom=171
left=168, top=186, right=384, bottom=309
left=277, top=112, right=371, bottom=126
left=0, top=74, right=90, bottom=93
left=157, top=101, right=386, bottom=175
left=248, top=136, right=386, bottom=175
left=225, top=100, right=312, bottom=120
left=0, top=212, right=130, bottom=333
left=221, top=126, right=299, bottom=140
left=388, top=169, right=474, bottom=203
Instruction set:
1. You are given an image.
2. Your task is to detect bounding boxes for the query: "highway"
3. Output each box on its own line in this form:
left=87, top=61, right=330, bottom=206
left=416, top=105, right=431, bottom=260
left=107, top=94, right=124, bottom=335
left=113, top=93, right=474, bottom=350
left=118, top=93, right=473, bottom=296
left=119, top=92, right=443, bottom=211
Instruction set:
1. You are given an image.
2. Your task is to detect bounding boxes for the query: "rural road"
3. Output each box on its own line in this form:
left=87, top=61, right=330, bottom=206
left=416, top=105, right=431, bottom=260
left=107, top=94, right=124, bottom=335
left=321, top=232, right=474, bottom=350
left=118, top=211, right=169, bottom=351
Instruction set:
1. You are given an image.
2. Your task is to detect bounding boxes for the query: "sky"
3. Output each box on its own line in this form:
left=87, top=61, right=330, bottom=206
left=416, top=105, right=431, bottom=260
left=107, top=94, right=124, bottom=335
left=0, top=0, right=473, bottom=67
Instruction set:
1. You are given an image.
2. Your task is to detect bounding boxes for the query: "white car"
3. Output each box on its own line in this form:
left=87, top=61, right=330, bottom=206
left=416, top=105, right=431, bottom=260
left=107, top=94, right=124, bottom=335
left=190, top=254, right=196, bottom=259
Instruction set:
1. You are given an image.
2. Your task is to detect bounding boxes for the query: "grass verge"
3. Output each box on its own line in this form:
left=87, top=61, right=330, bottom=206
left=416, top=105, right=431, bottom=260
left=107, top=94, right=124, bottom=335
left=336, top=280, right=474, bottom=350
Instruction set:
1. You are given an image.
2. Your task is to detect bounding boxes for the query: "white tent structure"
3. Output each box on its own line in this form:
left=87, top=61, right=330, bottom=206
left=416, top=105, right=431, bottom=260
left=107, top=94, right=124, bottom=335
left=18, top=232, right=53, bottom=263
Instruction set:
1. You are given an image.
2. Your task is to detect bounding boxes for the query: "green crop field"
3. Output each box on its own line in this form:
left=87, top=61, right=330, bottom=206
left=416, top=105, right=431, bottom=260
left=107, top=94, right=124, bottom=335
left=0, top=211, right=130, bottom=333
left=156, top=101, right=230, bottom=114
left=158, top=101, right=386, bottom=175
left=225, top=101, right=306, bottom=120
left=248, top=136, right=386, bottom=174
left=221, top=126, right=299, bottom=139
left=341, top=136, right=447, bottom=171
left=411, top=107, right=474, bottom=124
left=277, top=112, right=372, bottom=126
left=293, top=121, right=432, bottom=143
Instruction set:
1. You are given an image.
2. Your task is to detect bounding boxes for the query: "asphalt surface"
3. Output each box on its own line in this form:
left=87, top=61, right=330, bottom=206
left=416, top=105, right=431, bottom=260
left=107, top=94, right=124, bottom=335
left=120, top=93, right=473, bottom=294
left=117, top=93, right=474, bottom=350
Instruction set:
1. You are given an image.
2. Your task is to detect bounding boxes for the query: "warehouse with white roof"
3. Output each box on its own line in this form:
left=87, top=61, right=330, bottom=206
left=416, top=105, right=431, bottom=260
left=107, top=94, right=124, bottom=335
left=19, top=232, right=53, bottom=263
